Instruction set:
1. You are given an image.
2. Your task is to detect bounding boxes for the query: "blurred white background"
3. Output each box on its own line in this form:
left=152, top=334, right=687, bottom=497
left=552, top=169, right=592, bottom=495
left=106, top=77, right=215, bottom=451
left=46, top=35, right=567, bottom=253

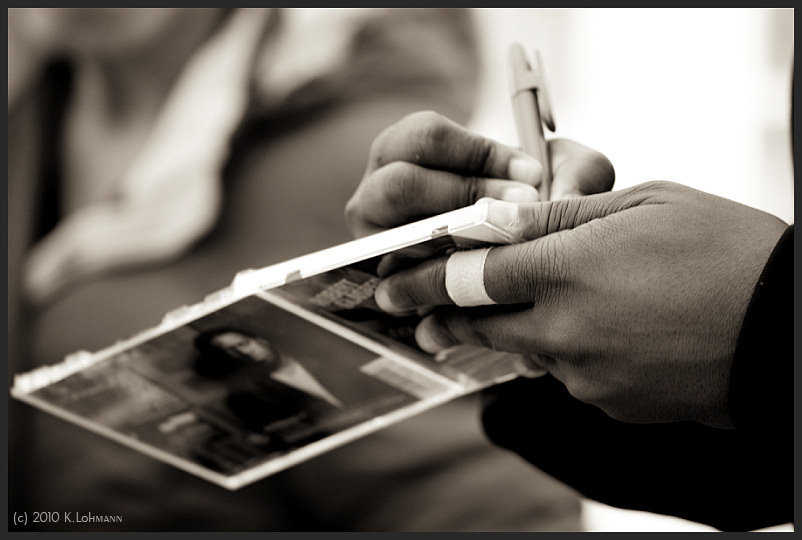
left=468, top=8, right=794, bottom=533
left=469, top=8, right=794, bottom=225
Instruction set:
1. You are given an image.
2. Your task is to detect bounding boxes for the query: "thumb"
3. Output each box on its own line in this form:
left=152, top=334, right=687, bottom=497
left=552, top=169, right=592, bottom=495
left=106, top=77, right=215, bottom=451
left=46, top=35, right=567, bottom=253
left=548, top=138, right=615, bottom=200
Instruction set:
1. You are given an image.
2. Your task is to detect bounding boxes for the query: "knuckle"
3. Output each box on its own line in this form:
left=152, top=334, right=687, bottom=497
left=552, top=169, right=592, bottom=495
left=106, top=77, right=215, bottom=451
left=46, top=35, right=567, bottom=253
left=514, top=238, right=569, bottom=304
left=391, top=261, right=444, bottom=308
left=507, top=245, right=540, bottom=300
left=420, top=260, right=447, bottom=303
left=344, top=160, right=424, bottom=233
left=632, top=179, right=672, bottom=195
left=620, top=180, right=678, bottom=207
left=414, top=111, right=451, bottom=152
left=631, top=180, right=657, bottom=196
left=559, top=367, right=642, bottom=422
left=426, top=309, right=461, bottom=345
left=545, top=199, right=578, bottom=233
left=644, top=179, right=672, bottom=190
left=484, top=238, right=570, bottom=307
left=559, top=367, right=610, bottom=408
left=464, top=136, right=496, bottom=176
left=402, top=109, right=443, bottom=128
left=343, top=196, right=359, bottom=228
left=343, top=194, right=372, bottom=235
left=508, top=204, right=546, bottom=239
left=377, top=162, right=425, bottom=211
left=563, top=377, right=595, bottom=404
left=456, top=176, right=483, bottom=208
left=537, top=309, right=581, bottom=354
left=542, top=236, right=570, bottom=285
left=450, top=310, right=494, bottom=350
left=370, top=111, right=445, bottom=166
left=369, top=123, right=396, bottom=166
left=428, top=307, right=493, bottom=351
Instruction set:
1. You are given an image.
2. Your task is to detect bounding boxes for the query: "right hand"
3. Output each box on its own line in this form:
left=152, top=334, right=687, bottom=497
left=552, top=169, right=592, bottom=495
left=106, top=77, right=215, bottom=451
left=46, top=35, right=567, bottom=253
left=373, top=181, right=789, bottom=428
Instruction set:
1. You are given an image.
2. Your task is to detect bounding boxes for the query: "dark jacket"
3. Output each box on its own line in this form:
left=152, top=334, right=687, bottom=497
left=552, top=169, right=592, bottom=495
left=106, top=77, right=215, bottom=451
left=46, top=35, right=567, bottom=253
left=481, top=224, right=793, bottom=531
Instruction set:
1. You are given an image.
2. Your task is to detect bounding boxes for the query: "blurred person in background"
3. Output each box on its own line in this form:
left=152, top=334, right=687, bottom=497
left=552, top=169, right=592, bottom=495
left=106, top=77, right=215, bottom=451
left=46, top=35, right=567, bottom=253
left=8, top=8, right=582, bottom=531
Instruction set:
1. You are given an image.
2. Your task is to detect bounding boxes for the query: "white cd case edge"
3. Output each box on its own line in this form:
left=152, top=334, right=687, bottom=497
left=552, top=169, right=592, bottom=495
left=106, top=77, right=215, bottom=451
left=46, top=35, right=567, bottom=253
left=11, top=199, right=533, bottom=490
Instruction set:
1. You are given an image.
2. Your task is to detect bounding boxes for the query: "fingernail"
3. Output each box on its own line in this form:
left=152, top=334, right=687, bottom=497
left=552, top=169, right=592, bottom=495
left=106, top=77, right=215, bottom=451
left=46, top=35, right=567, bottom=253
left=415, top=324, right=450, bottom=354
left=374, top=282, right=407, bottom=314
left=499, top=184, right=539, bottom=202
left=508, top=156, right=543, bottom=185
left=485, top=200, right=524, bottom=237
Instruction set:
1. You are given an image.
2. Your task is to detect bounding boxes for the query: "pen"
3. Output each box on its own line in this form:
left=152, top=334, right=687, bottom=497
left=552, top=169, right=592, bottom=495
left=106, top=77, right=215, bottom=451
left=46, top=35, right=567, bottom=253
left=507, top=43, right=556, bottom=200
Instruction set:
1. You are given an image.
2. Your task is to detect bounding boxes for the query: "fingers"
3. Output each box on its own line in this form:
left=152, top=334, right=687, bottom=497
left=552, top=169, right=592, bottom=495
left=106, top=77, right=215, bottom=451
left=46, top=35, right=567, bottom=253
left=346, top=111, right=545, bottom=237
left=374, top=254, right=447, bottom=314
left=414, top=306, right=555, bottom=356
left=347, top=119, right=617, bottom=237
left=548, top=138, right=615, bottom=200
left=374, top=237, right=563, bottom=315
left=366, top=111, right=544, bottom=183
left=346, top=164, right=540, bottom=237
left=374, top=186, right=664, bottom=314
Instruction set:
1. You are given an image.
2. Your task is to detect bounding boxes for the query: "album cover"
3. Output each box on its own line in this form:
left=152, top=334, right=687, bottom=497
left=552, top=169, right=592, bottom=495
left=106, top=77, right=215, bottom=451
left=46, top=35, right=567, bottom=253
left=11, top=199, right=534, bottom=490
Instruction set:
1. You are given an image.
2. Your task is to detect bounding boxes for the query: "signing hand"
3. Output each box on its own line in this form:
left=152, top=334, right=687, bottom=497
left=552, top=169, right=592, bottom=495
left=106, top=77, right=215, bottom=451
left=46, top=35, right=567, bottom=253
left=345, top=110, right=614, bottom=238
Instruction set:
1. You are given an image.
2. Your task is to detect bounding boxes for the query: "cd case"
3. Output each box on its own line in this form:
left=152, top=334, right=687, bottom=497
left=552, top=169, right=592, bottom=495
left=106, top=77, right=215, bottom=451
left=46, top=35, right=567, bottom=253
left=11, top=199, right=536, bottom=490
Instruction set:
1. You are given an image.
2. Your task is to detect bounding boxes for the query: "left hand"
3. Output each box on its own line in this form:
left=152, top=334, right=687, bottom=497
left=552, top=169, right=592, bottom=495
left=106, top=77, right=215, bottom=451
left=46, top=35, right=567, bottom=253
left=345, top=110, right=614, bottom=238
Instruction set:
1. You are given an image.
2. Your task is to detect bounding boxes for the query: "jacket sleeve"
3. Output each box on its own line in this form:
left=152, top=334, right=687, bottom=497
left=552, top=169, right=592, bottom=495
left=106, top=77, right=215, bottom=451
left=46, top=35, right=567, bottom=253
left=728, top=224, right=793, bottom=435
left=481, top=224, right=794, bottom=532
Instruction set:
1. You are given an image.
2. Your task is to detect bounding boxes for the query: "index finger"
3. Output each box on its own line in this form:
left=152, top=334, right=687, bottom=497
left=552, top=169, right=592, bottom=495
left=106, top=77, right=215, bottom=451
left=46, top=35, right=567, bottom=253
left=366, top=111, right=543, bottom=184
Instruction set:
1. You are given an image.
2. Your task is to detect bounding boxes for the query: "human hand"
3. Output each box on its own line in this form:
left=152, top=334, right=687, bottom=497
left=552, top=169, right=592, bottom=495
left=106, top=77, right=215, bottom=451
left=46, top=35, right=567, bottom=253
left=372, top=181, right=788, bottom=428
left=345, top=110, right=614, bottom=239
